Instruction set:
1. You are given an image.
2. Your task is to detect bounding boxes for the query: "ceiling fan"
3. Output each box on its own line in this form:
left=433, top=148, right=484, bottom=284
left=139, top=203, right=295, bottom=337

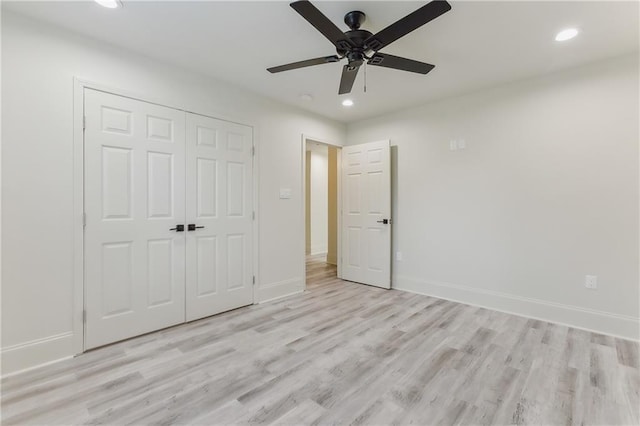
left=267, top=0, right=452, bottom=95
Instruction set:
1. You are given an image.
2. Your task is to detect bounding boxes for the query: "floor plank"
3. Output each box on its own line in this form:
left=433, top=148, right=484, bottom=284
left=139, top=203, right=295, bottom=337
left=2, top=255, right=638, bottom=425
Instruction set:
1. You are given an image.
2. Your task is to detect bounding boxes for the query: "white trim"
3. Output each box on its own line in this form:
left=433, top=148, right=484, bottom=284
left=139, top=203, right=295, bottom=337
left=72, top=77, right=259, bottom=358
left=72, top=78, right=85, bottom=355
left=1, top=332, right=74, bottom=377
left=258, top=290, right=305, bottom=305
left=310, top=246, right=328, bottom=256
left=394, top=275, right=640, bottom=342
left=301, top=136, right=307, bottom=289
left=301, top=135, right=343, bottom=292
left=256, top=277, right=304, bottom=303
left=0, top=1, right=3, bottom=384
left=336, top=148, right=342, bottom=273
left=251, top=126, right=260, bottom=306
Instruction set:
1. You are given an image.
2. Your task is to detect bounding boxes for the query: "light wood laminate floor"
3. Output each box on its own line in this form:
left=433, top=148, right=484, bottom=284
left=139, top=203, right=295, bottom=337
left=2, top=256, right=639, bottom=425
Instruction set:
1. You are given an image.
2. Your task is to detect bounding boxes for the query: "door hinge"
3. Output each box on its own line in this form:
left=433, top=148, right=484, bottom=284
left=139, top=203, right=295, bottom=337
left=82, top=309, right=86, bottom=323
left=83, top=116, right=86, bottom=130
left=252, top=276, right=256, bottom=285
left=252, top=146, right=255, bottom=156
left=252, top=211, right=255, bottom=221
left=83, top=213, right=87, bottom=228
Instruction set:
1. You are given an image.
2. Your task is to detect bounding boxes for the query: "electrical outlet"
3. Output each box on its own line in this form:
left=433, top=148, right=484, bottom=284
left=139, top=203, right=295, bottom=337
left=449, top=140, right=457, bottom=151
left=396, top=251, right=403, bottom=261
left=585, top=275, right=597, bottom=290
left=457, top=139, right=466, bottom=150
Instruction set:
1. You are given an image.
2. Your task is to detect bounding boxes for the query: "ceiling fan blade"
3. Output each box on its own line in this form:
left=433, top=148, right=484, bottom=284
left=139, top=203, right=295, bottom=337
left=365, top=0, right=451, bottom=51
left=367, top=53, right=435, bottom=74
left=267, top=55, right=341, bottom=73
left=338, top=64, right=360, bottom=95
left=290, top=1, right=354, bottom=51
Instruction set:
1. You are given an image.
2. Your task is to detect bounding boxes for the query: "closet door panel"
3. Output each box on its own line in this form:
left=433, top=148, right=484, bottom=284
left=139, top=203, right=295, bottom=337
left=185, top=113, right=253, bottom=321
left=84, top=89, right=186, bottom=349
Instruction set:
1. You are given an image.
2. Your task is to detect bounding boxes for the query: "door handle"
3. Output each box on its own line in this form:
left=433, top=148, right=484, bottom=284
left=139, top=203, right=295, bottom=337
left=377, top=219, right=391, bottom=224
left=187, top=224, right=205, bottom=231
left=169, top=224, right=185, bottom=232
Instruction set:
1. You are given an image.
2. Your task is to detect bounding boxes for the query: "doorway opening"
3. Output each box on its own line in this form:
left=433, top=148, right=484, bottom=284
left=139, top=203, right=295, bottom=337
left=304, top=139, right=340, bottom=289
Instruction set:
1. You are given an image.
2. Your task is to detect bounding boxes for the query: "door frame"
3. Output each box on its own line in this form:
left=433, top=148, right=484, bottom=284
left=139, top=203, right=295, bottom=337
left=72, top=78, right=259, bottom=355
left=301, top=135, right=342, bottom=290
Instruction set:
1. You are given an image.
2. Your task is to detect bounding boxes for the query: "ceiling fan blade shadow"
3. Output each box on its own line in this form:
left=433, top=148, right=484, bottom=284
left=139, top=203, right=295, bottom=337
left=367, top=53, right=434, bottom=74
left=365, top=0, right=451, bottom=51
left=268, top=55, right=341, bottom=73
left=338, top=64, right=360, bottom=95
left=290, top=1, right=354, bottom=51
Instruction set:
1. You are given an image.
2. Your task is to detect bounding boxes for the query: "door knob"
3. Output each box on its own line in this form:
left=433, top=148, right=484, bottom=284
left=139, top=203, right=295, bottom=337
left=376, top=219, right=391, bottom=224
left=169, top=224, right=185, bottom=232
left=187, top=224, right=205, bottom=231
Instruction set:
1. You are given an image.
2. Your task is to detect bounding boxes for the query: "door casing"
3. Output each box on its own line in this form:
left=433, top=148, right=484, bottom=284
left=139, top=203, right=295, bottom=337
left=72, top=78, right=259, bottom=354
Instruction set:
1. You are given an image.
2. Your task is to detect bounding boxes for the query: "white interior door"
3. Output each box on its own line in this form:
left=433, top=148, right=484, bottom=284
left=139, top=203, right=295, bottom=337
left=185, top=113, right=254, bottom=322
left=84, top=89, right=186, bottom=349
left=341, top=140, right=391, bottom=289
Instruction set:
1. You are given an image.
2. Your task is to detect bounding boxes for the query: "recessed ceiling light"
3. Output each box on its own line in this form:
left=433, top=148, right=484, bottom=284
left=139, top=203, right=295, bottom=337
left=299, top=94, right=313, bottom=102
left=95, top=0, right=122, bottom=9
left=342, top=99, right=354, bottom=107
left=555, top=28, right=579, bottom=42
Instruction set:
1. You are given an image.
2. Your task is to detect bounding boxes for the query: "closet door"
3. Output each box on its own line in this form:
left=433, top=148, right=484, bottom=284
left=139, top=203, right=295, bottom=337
left=84, top=89, right=186, bottom=349
left=185, top=113, right=254, bottom=321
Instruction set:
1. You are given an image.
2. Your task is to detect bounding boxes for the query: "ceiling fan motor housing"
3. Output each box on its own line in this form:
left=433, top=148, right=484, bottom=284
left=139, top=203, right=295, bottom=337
left=341, top=28, right=374, bottom=63
left=339, top=11, right=375, bottom=61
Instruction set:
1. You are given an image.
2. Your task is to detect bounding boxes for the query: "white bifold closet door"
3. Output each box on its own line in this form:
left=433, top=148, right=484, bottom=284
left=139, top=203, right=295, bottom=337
left=84, top=89, right=253, bottom=350
left=84, top=89, right=187, bottom=349
left=185, top=113, right=253, bottom=322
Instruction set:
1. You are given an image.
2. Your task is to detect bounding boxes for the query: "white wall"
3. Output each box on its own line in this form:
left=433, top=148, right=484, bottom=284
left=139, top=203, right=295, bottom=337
left=348, top=54, right=639, bottom=340
left=1, top=11, right=346, bottom=374
left=309, top=145, right=328, bottom=255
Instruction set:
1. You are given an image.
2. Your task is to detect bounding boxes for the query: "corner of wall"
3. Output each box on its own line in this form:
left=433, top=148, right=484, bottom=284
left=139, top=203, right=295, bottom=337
left=394, top=275, right=640, bottom=341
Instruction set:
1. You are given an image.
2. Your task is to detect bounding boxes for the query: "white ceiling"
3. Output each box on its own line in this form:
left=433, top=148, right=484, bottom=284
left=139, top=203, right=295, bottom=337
left=4, top=1, right=639, bottom=123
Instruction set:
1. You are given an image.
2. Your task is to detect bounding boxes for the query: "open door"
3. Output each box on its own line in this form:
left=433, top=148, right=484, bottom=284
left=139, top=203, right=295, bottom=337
left=341, top=140, right=391, bottom=289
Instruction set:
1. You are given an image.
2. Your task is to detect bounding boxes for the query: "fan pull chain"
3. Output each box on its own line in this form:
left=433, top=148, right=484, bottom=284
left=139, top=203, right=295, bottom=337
left=364, top=62, right=367, bottom=93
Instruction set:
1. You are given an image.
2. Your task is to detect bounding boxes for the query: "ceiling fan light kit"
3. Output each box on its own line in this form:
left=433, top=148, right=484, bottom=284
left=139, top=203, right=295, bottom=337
left=267, top=0, right=452, bottom=95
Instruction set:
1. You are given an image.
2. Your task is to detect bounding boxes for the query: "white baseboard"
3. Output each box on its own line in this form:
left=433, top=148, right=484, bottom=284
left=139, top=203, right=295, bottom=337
left=1, top=332, right=75, bottom=377
left=310, top=245, right=327, bottom=256
left=256, top=277, right=304, bottom=303
left=257, top=289, right=305, bottom=304
left=394, top=275, right=640, bottom=342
